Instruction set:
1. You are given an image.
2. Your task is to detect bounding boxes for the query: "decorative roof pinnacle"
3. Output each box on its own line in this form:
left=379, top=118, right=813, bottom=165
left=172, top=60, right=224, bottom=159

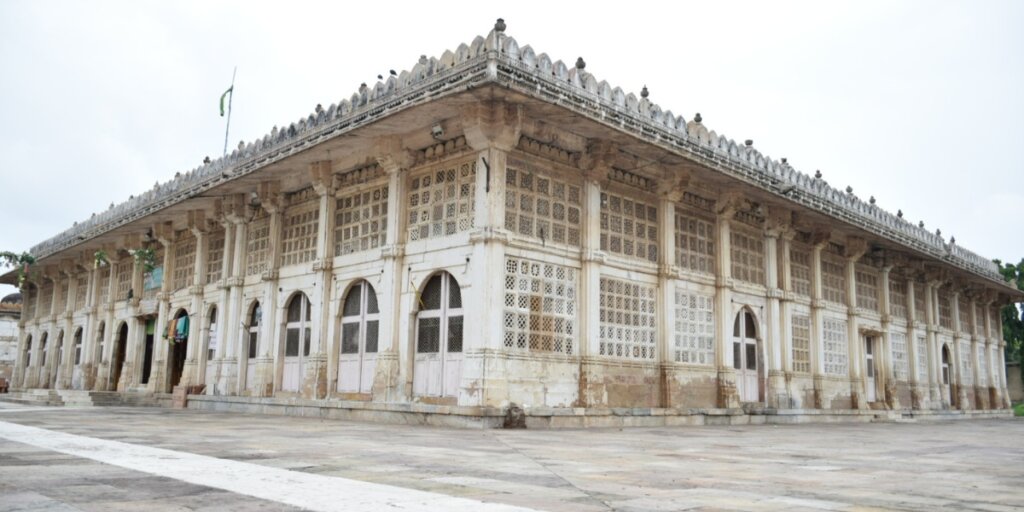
left=693, top=112, right=702, bottom=123
left=575, top=57, right=586, bottom=70
left=494, top=18, right=506, bottom=33
left=640, top=85, right=649, bottom=99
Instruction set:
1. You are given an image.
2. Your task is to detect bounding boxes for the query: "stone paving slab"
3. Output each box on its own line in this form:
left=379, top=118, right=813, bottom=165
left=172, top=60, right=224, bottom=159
left=0, top=402, right=1021, bottom=511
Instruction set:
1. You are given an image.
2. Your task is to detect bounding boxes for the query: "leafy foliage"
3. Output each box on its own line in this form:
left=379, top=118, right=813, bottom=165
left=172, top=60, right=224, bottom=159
left=0, top=251, right=36, bottom=288
left=994, top=258, right=1024, bottom=366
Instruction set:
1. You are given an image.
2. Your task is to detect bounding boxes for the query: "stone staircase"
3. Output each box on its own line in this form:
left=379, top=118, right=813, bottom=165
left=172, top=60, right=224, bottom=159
left=0, top=389, right=160, bottom=408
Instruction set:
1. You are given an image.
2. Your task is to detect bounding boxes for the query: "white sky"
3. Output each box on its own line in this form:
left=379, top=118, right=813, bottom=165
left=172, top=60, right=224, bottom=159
left=1, top=0, right=1022, bottom=298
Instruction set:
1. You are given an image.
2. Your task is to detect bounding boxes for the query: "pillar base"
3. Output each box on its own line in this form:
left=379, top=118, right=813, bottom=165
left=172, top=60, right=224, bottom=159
left=717, top=368, right=739, bottom=409
left=766, top=370, right=790, bottom=409
left=218, top=359, right=238, bottom=396
left=371, top=351, right=401, bottom=403
left=910, top=384, right=927, bottom=410
left=252, top=357, right=275, bottom=397
left=301, top=354, right=328, bottom=400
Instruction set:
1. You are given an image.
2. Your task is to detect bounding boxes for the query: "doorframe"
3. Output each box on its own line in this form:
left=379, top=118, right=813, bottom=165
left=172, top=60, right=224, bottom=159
left=731, top=306, right=764, bottom=404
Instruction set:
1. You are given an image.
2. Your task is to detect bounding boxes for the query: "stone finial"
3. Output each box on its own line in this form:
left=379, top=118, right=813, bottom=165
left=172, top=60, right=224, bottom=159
left=744, top=139, right=753, bottom=147
left=377, top=74, right=383, bottom=80
left=641, top=85, right=649, bottom=99
left=419, top=55, right=428, bottom=65
left=781, top=157, right=787, bottom=164
left=494, top=18, right=506, bottom=32
left=390, top=69, right=397, bottom=76
left=919, top=221, right=925, bottom=228
left=315, top=104, right=323, bottom=113
left=359, top=83, right=368, bottom=92
left=694, top=113, right=702, bottom=123
left=936, top=228, right=942, bottom=236
left=814, top=170, right=822, bottom=179
left=203, top=156, right=211, bottom=164
left=950, top=236, right=956, bottom=244
left=845, top=186, right=853, bottom=194
left=237, top=141, right=244, bottom=151
left=575, top=57, right=586, bottom=70
left=897, top=209, right=903, bottom=218
left=175, top=172, right=181, bottom=178
left=869, top=196, right=876, bottom=205
left=109, top=202, right=114, bottom=209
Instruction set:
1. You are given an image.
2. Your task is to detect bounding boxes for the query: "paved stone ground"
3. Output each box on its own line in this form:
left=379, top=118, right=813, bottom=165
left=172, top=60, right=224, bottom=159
left=0, top=402, right=1021, bottom=511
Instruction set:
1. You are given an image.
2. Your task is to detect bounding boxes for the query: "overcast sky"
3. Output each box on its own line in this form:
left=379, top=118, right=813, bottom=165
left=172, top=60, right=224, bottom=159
left=1, top=0, right=1022, bottom=298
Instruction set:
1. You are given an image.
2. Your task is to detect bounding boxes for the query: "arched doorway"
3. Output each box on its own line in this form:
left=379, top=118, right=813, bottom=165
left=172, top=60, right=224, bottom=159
left=72, top=327, right=84, bottom=389
left=168, top=309, right=189, bottom=391
left=282, top=293, right=311, bottom=392
left=39, top=332, right=49, bottom=388
left=338, top=281, right=379, bottom=394
left=413, top=272, right=463, bottom=399
left=204, top=307, right=218, bottom=388
left=941, top=344, right=952, bottom=406
left=111, top=323, right=127, bottom=389
left=95, top=322, right=105, bottom=367
left=51, top=330, right=64, bottom=388
left=732, top=309, right=761, bottom=403
left=22, top=334, right=33, bottom=388
left=244, top=301, right=261, bottom=391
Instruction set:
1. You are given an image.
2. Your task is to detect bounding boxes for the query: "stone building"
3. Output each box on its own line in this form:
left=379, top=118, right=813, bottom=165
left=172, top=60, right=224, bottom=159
left=3, top=20, right=1021, bottom=426
left=0, top=293, right=22, bottom=381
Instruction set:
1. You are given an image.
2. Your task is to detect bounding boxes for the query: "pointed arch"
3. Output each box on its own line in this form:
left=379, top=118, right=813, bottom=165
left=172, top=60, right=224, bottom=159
left=732, top=306, right=763, bottom=403
left=337, top=279, right=379, bottom=394
left=413, top=271, right=463, bottom=399
left=281, top=291, right=312, bottom=392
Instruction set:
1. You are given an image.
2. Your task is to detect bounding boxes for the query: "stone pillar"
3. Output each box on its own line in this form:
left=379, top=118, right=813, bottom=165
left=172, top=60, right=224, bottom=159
left=995, top=305, right=1011, bottom=408
left=809, top=238, right=827, bottom=409
left=967, top=296, right=986, bottom=409
left=763, top=219, right=786, bottom=408
left=181, top=218, right=208, bottom=388
left=98, top=259, right=118, bottom=391
left=714, top=198, right=737, bottom=409
left=950, top=291, right=970, bottom=411
left=303, top=162, right=335, bottom=399
left=117, top=255, right=145, bottom=392
left=58, top=271, right=76, bottom=389
left=905, top=276, right=925, bottom=409
left=655, top=181, right=683, bottom=408
left=923, top=281, right=941, bottom=407
left=844, top=250, right=866, bottom=410
left=778, top=231, right=800, bottom=407
left=254, top=186, right=282, bottom=397
left=81, top=265, right=100, bottom=390
left=220, top=212, right=247, bottom=396
left=879, top=266, right=898, bottom=409
left=210, top=217, right=235, bottom=395
left=373, top=144, right=413, bottom=402
left=578, top=169, right=604, bottom=407
left=149, top=239, right=174, bottom=393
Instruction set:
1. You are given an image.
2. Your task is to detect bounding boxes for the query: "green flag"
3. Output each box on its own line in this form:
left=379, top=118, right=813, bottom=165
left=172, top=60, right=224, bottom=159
left=219, top=86, right=233, bottom=117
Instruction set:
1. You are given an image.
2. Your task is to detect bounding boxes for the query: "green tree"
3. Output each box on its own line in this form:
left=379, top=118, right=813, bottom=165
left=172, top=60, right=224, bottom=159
left=994, top=258, right=1024, bottom=365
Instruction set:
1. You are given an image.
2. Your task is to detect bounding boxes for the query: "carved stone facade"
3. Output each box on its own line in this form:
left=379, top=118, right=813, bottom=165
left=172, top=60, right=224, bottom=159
left=3, top=20, right=1019, bottom=425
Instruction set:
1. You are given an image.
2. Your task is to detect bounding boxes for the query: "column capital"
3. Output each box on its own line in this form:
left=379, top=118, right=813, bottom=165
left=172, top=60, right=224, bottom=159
left=462, top=101, right=523, bottom=151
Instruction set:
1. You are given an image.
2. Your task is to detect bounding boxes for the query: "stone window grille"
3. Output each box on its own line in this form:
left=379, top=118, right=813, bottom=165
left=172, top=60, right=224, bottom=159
left=977, top=344, right=986, bottom=385
left=205, top=230, right=225, bottom=284
left=959, top=342, right=972, bottom=385
left=281, top=202, right=320, bottom=267
left=789, top=244, right=811, bottom=297
left=890, top=331, right=908, bottom=381
left=24, top=287, right=36, bottom=319
left=504, top=167, right=582, bottom=247
left=408, top=160, right=476, bottom=242
left=335, top=184, right=388, bottom=256
left=913, top=282, right=926, bottom=320
left=172, top=234, right=197, bottom=291
left=39, top=283, right=54, bottom=313
left=791, top=314, right=811, bottom=373
left=938, top=290, right=953, bottom=330
left=598, top=277, right=656, bottom=360
left=245, top=214, right=270, bottom=276
left=917, top=335, right=929, bottom=381
left=989, top=308, right=999, bottom=338
left=115, top=262, right=132, bottom=301
left=974, top=304, right=984, bottom=337
left=889, top=279, right=908, bottom=319
left=673, top=289, right=715, bottom=365
left=822, top=317, right=848, bottom=375
left=730, top=229, right=765, bottom=285
left=54, top=281, right=68, bottom=313
left=600, top=190, right=658, bottom=262
left=74, top=275, right=88, bottom=310
left=855, top=265, right=879, bottom=312
left=97, top=268, right=110, bottom=305
left=821, top=254, right=847, bottom=306
left=503, top=257, right=577, bottom=355
left=957, top=297, right=971, bottom=334
left=674, top=210, right=715, bottom=275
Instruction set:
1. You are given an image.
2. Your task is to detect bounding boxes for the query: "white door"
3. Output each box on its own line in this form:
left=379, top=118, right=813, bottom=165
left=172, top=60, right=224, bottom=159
left=733, top=311, right=760, bottom=403
left=282, top=295, right=311, bottom=392
left=413, top=273, right=463, bottom=398
left=245, top=303, right=260, bottom=391
left=205, top=316, right=218, bottom=391
left=865, top=336, right=877, bottom=402
left=338, top=282, right=379, bottom=394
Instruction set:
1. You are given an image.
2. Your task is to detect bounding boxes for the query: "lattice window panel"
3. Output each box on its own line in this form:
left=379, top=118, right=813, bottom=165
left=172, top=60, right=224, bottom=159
left=245, top=215, right=270, bottom=276
left=206, top=230, right=225, bottom=284
left=115, top=262, right=132, bottom=301
left=54, top=281, right=68, bottom=313
left=172, top=235, right=197, bottom=290
left=890, top=331, right=908, bottom=381
left=673, top=289, right=715, bottom=365
left=24, top=287, right=36, bottom=319
left=959, top=342, right=972, bottom=386
left=504, top=168, right=582, bottom=247
left=977, top=344, right=986, bottom=385
left=938, top=290, right=953, bottom=330
left=408, top=160, right=476, bottom=241
left=281, top=204, right=319, bottom=267
left=503, top=258, right=577, bottom=355
left=889, top=279, right=908, bottom=319
left=142, top=247, right=164, bottom=300
left=855, top=266, right=879, bottom=312
left=74, top=275, right=88, bottom=310
left=600, top=190, right=658, bottom=262
left=791, top=314, right=811, bottom=373
left=917, top=335, right=928, bottom=381
left=598, top=278, right=656, bottom=360
left=822, top=317, right=848, bottom=376
left=97, top=268, right=110, bottom=305
left=335, top=184, right=388, bottom=256
left=974, top=304, right=985, bottom=337
left=989, top=308, right=999, bottom=338
left=39, top=283, right=54, bottom=314
left=913, top=282, right=926, bottom=320
left=730, top=229, right=765, bottom=285
left=821, top=255, right=847, bottom=305
left=674, top=211, right=715, bottom=274
left=789, top=245, right=811, bottom=297
left=957, top=297, right=971, bottom=334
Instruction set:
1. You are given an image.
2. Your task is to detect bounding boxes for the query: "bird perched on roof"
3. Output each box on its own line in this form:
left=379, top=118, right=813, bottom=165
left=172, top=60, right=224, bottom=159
left=390, top=70, right=397, bottom=76
left=377, top=74, right=383, bottom=80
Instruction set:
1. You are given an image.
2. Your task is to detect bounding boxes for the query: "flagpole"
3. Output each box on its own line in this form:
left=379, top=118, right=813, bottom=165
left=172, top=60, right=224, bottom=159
left=222, top=66, right=237, bottom=156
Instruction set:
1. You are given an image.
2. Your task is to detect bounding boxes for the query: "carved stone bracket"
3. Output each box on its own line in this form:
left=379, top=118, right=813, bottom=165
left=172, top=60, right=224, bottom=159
left=468, top=227, right=511, bottom=245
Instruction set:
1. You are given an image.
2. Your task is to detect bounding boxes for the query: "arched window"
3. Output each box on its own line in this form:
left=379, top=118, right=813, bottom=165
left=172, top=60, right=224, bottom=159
left=732, top=309, right=760, bottom=403
left=282, top=293, right=312, bottom=391
left=73, top=328, right=83, bottom=365
left=24, top=335, right=32, bottom=366
left=338, top=281, right=379, bottom=393
left=206, top=307, right=218, bottom=362
left=96, top=322, right=105, bottom=364
left=413, top=273, right=463, bottom=398
left=248, top=302, right=261, bottom=360
left=39, top=332, right=49, bottom=367
left=941, top=346, right=951, bottom=385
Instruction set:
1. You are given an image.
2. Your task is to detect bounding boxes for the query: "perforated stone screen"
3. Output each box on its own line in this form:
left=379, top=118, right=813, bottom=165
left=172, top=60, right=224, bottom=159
left=115, top=261, right=132, bottom=300
left=890, top=331, right=908, bottom=381
left=245, top=215, right=270, bottom=276
left=917, top=335, right=928, bottom=382
left=789, top=245, right=811, bottom=297
left=959, top=342, right=973, bottom=385
left=914, top=282, right=926, bottom=320
left=821, top=255, right=847, bottom=306
left=598, top=277, right=656, bottom=360
left=206, top=231, right=225, bottom=284
left=600, top=190, right=658, bottom=263
left=938, top=291, right=953, bottom=330
left=729, top=229, right=764, bottom=286
left=791, top=314, right=811, bottom=373
left=97, top=268, right=110, bottom=305
left=408, top=160, right=476, bottom=242
left=503, top=257, right=577, bottom=355
left=675, top=211, right=715, bottom=275
left=673, top=289, right=715, bottom=365
left=889, top=279, right=908, bottom=319
left=823, top=317, right=848, bottom=376
left=855, top=266, right=879, bottom=312
left=74, top=275, right=88, bottom=310
left=281, top=202, right=319, bottom=267
left=958, top=297, right=971, bottom=334
left=505, top=168, right=582, bottom=247
left=335, top=184, right=388, bottom=256
left=172, top=235, right=196, bottom=290
left=977, top=344, right=986, bottom=386
left=974, top=304, right=985, bottom=337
